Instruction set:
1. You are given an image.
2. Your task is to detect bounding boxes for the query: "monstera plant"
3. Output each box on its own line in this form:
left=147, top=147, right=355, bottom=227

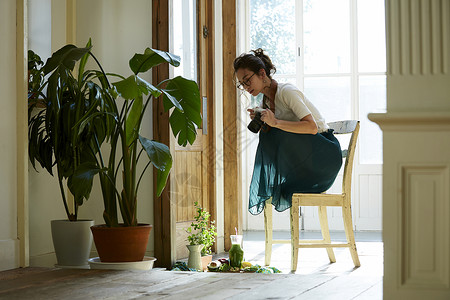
left=73, top=47, right=201, bottom=227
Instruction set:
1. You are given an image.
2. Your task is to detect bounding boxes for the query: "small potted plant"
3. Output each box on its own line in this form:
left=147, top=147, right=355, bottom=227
left=186, top=201, right=217, bottom=271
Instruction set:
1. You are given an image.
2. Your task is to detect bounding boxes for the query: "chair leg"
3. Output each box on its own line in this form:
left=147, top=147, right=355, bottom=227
left=318, top=206, right=336, bottom=263
left=264, top=199, right=273, bottom=266
left=290, top=203, right=299, bottom=272
left=342, top=204, right=361, bottom=267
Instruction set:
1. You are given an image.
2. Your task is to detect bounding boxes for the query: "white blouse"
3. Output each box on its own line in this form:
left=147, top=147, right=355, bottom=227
left=267, top=82, right=329, bottom=133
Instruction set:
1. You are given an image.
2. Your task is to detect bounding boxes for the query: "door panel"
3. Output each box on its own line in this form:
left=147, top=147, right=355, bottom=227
left=170, top=0, right=215, bottom=259
left=174, top=131, right=207, bottom=223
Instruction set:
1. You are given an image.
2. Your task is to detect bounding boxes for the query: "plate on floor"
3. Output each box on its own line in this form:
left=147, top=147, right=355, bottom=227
left=88, top=256, right=157, bottom=270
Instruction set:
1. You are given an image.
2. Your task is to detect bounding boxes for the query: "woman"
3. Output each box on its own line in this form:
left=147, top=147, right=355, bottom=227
left=234, top=48, right=343, bottom=215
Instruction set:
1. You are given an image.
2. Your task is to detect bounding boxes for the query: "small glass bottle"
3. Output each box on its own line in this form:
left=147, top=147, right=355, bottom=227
left=229, top=235, right=244, bottom=268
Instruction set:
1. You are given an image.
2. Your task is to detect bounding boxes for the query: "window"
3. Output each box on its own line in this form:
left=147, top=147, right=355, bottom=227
left=242, top=0, right=385, bottom=231
left=171, top=0, right=197, bottom=81
left=247, top=0, right=386, bottom=164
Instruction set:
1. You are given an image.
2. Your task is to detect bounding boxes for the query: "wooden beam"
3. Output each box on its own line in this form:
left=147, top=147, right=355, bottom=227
left=198, top=0, right=217, bottom=253
left=222, top=0, right=241, bottom=251
left=152, top=0, right=174, bottom=269
left=205, top=0, right=217, bottom=253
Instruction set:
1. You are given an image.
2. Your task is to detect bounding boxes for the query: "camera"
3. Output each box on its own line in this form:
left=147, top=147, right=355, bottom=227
left=247, top=108, right=265, bottom=133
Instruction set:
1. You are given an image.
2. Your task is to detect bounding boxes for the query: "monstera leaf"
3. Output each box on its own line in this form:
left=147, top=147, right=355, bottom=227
left=163, top=76, right=202, bottom=146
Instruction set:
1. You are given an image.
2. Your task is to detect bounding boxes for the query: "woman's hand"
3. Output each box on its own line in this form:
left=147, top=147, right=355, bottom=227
left=260, top=109, right=277, bottom=127
left=249, top=109, right=318, bottom=134
left=247, top=108, right=256, bottom=120
left=247, top=108, right=278, bottom=127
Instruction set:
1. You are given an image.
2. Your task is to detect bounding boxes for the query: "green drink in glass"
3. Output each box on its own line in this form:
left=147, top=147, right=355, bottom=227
left=229, top=235, right=244, bottom=268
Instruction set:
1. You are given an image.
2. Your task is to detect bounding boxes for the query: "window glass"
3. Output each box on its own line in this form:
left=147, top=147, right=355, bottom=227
left=358, top=0, right=386, bottom=72
left=247, top=0, right=385, bottom=166
left=304, top=77, right=352, bottom=123
left=303, top=0, right=350, bottom=74
left=273, top=76, right=296, bottom=85
left=359, top=75, right=386, bottom=164
left=172, top=0, right=197, bottom=81
left=249, top=0, right=296, bottom=76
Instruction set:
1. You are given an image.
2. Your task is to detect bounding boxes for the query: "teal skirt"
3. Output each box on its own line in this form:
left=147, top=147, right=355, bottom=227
left=248, top=128, right=342, bottom=215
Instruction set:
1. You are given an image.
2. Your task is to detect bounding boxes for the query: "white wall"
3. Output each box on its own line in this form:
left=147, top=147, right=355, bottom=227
left=0, top=0, right=23, bottom=271
left=28, top=0, right=51, bottom=59
left=76, top=0, right=154, bottom=254
left=27, top=0, right=77, bottom=267
left=27, top=0, right=155, bottom=267
left=27, top=0, right=63, bottom=268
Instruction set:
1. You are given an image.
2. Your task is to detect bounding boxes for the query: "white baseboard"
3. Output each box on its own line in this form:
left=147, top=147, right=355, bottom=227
left=0, top=239, right=19, bottom=271
left=30, top=252, right=57, bottom=268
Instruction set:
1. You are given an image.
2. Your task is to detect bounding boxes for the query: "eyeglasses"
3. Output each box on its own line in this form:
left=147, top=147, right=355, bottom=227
left=236, top=73, right=256, bottom=90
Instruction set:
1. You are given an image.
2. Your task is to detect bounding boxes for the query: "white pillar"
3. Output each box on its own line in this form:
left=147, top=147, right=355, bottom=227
left=369, top=1, right=450, bottom=299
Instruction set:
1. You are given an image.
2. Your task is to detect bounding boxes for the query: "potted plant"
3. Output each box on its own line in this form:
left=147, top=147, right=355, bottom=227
left=186, top=201, right=217, bottom=271
left=51, top=41, right=202, bottom=264
left=27, top=42, right=107, bottom=268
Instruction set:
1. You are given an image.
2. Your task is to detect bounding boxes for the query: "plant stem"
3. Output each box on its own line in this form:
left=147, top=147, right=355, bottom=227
left=89, top=52, right=111, bottom=89
left=57, top=168, right=71, bottom=221
left=136, top=160, right=152, bottom=195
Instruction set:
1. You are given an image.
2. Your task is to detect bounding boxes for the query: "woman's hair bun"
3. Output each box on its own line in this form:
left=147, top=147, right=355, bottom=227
left=252, top=48, right=265, bottom=57
left=251, top=48, right=276, bottom=77
left=233, top=48, right=276, bottom=79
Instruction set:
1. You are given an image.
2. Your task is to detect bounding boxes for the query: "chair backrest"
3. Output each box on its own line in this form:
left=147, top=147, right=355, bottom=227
left=327, top=120, right=360, bottom=196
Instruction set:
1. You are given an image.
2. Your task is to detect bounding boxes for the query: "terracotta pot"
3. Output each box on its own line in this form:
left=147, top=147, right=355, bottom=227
left=201, top=254, right=213, bottom=271
left=91, top=224, right=152, bottom=262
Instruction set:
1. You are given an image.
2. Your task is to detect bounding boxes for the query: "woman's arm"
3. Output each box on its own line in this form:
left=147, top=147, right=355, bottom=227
left=261, top=109, right=318, bottom=134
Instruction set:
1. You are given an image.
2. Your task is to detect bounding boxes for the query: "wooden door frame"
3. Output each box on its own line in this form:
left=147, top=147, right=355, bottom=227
left=152, top=0, right=216, bottom=268
left=152, top=0, right=172, bottom=268
left=198, top=0, right=217, bottom=252
left=222, top=0, right=241, bottom=251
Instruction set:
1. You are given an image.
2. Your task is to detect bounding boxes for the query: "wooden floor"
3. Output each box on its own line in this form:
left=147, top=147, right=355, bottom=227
left=0, top=231, right=383, bottom=300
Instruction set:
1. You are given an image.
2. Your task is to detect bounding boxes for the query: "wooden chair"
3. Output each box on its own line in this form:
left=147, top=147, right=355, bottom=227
left=264, top=120, right=361, bottom=272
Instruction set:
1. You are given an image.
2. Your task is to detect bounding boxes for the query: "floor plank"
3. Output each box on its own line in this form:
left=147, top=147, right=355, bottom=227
left=0, top=231, right=383, bottom=300
left=227, top=273, right=338, bottom=299
left=293, top=274, right=382, bottom=300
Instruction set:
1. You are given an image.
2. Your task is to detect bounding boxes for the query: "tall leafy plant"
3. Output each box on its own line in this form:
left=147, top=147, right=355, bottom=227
left=28, top=41, right=109, bottom=221
left=63, top=44, right=202, bottom=227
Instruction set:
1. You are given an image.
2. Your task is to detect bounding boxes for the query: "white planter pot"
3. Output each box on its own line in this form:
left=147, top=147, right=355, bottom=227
left=187, top=244, right=204, bottom=271
left=51, top=219, right=94, bottom=268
